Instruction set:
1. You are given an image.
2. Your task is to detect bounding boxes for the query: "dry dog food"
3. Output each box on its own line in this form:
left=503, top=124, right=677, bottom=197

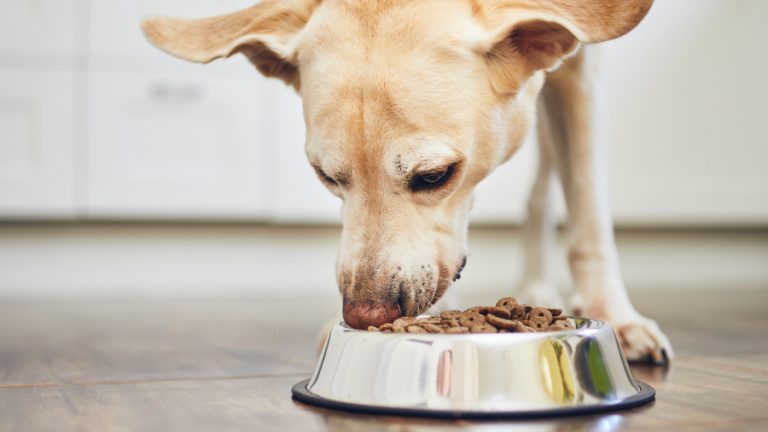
left=366, top=296, right=573, bottom=334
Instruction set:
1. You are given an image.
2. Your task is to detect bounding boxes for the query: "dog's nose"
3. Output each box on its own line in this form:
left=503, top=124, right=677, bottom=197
left=453, top=256, right=467, bottom=281
left=343, top=300, right=401, bottom=329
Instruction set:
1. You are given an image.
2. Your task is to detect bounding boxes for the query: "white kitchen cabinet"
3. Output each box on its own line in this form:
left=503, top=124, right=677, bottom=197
left=88, top=0, right=257, bottom=63
left=85, top=63, right=275, bottom=219
left=0, top=68, right=79, bottom=218
left=0, top=0, right=81, bottom=57
left=600, top=0, right=768, bottom=226
left=0, top=0, right=764, bottom=225
left=84, top=0, right=315, bottom=220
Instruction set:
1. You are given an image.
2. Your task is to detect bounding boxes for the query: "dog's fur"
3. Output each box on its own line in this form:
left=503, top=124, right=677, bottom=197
left=142, top=0, right=672, bottom=363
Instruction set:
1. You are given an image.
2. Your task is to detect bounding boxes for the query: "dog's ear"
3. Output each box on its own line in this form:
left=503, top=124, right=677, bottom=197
left=480, top=0, right=654, bottom=93
left=141, top=0, right=319, bottom=88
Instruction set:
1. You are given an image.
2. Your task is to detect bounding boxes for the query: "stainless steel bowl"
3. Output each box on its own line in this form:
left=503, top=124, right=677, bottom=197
left=292, top=318, right=655, bottom=418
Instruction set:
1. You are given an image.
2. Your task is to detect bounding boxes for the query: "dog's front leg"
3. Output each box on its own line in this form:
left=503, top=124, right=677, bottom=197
left=518, top=107, right=565, bottom=309
left=542, top=49, right=673, bottom=363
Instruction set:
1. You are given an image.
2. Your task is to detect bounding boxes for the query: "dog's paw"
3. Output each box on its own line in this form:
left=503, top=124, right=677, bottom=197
left=612, top=314, right=674, bottom=365
left=517, top=280, right=565, bottom=309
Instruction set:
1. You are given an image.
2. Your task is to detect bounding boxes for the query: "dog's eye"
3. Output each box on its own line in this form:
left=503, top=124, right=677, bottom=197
left=315, top=168, right=339, bottom=187
left=410, top=164, right=456, bottom=192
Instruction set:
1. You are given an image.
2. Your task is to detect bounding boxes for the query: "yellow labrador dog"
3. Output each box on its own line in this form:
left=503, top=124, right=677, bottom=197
left=143, top=0, right=672, bottom=363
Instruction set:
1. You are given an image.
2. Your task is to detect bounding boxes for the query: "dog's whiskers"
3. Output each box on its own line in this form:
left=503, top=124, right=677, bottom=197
left=416, top=285, right=439, bottom=316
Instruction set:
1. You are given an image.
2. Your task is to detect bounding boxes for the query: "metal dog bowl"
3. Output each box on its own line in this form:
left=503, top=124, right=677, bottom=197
left=292, top=318, right=654, bottom=418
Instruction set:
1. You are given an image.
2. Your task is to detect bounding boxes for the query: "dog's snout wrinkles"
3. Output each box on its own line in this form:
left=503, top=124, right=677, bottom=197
left=343, top=301, right=401, bottom=330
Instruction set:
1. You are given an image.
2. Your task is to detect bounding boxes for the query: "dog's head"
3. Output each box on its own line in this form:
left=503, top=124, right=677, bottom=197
left=143, top=0, right=652, bottom=328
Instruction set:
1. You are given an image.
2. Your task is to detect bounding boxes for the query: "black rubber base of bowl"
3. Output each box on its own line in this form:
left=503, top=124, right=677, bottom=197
left=291, top=379, right=655, bottom=419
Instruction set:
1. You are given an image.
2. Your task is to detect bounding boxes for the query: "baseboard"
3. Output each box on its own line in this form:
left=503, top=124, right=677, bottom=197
left=0, top=224, right=765, bottom=299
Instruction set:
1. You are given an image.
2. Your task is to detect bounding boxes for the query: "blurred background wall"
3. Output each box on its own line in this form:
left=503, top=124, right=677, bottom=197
left=0, top=0, right=766, bottom=299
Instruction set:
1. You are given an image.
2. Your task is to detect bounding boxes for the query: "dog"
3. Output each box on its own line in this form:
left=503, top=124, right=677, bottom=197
left=142, top=0, right=672, bottom=363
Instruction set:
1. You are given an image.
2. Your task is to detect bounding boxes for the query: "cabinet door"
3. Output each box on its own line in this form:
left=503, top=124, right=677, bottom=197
left=602, top=0, right=768, bottom=225
left=0, top=68, right=78, bottom=218
left=85, top=63, right=275, bottom=219
left=89, top=0, right=257, bottom=62
left=0, top=0, right=80, bottom=56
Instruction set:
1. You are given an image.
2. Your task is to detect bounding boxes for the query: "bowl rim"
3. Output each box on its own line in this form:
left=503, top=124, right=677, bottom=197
left=292, top=378, right=655, bottom=419
left=338, top=316, right=605, bottom=337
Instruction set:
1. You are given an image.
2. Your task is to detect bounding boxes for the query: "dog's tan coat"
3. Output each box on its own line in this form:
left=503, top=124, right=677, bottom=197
left=142, top=0, right=672, bottom=362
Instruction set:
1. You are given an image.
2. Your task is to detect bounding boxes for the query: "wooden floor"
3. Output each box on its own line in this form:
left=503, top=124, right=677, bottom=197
left=0, top=290, right=766, bottom=431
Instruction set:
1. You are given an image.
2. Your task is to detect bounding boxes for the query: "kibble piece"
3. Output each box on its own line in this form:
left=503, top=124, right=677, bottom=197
left=496, top=297, right=518, bottom=310
left=486, top=306, right=512, bottom=319
left=440, top=310, right=462, bottom=320
left=459, top=312, right=487, bottom=328
left=368, top=326, right=380, bottom=332
left=517, top=323, right=536, bottom=333
left=442, top=318, right=461, bottom=328
left=379, top=323, right=393, bottom=331
left=559, top=319, right=574, bottom=329
left=406, top=325, right=428, bottom=333
left=392, top=317, right=412, bottom=332
left=548, top=308, right=563, bottom=316
left=548, top=320, right=573, bottom=330
left=486, top=314, right=521, bottom=330
left=423, top=324, right=445, bottom=333
left=524, top=319, right=548, bottom=330
left=445, top=326, right=470, bottom=334
left=466, top=306, right=495, bottom=315
left=530, top=307, right=553, bottom=325
left=510, top=305, right=527, bottom=320
left=471, top=324, right=498, bottom=333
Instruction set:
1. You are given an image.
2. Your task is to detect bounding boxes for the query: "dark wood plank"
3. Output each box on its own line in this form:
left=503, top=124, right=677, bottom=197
left=0, top=290, right=766, bottom=431
left=0, top=299, right=336, bottom=386
left=0, top=370, right=765, bottom=432
left=0, top=375, right=323, bottom=432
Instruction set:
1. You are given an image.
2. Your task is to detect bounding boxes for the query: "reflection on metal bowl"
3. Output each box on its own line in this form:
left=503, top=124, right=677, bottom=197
left=292, top=318, right=654, bottom=418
